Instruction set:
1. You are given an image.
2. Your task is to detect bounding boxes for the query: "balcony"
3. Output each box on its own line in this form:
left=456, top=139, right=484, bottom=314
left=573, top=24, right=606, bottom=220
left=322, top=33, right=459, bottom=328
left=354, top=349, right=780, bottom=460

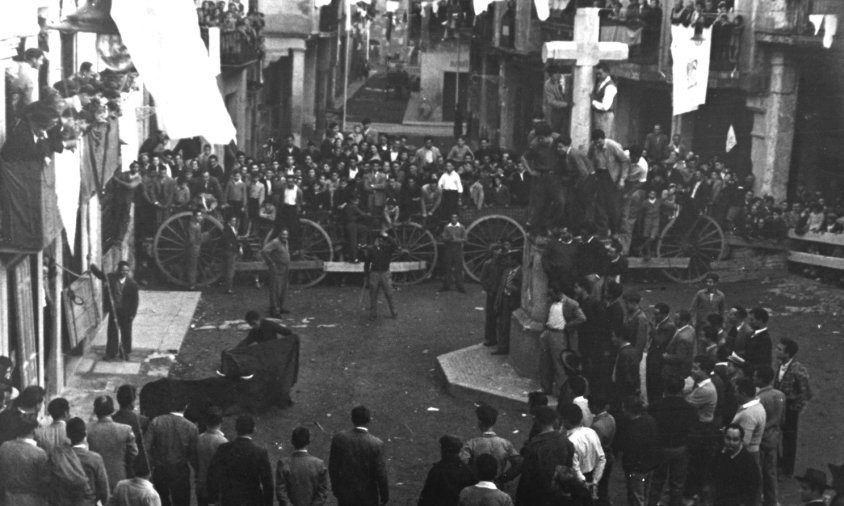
left=754, top=0, right=831, bottom=47
left=200, top=27, right=263, bottom=69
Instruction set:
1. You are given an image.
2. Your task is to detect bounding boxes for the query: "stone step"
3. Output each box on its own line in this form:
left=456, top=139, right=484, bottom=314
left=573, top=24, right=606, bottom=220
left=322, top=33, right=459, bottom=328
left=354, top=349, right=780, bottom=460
left=436, top=343, right=545, bottom=411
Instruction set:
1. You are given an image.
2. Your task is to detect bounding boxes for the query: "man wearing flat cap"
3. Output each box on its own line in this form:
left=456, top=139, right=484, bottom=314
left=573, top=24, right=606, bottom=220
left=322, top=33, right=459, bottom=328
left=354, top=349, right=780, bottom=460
left=796, top=468, right=832, bottom=506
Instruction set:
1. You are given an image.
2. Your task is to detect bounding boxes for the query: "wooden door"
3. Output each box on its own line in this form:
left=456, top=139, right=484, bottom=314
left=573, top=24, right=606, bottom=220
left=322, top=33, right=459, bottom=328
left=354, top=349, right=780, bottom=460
left=11, top=257, right=38, bottom=388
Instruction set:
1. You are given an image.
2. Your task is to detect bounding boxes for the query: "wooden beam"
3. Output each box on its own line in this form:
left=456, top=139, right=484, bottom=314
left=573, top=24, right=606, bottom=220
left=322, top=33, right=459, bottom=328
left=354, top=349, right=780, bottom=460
left=627, top=257, right=691, bottom=269
left=324, top=261, right=428, bottom=273
left=788, top=230, right=844, bottom=247
left=235, top=260, right=325, bottom=272
left=788, top=251, right=844, bottom=270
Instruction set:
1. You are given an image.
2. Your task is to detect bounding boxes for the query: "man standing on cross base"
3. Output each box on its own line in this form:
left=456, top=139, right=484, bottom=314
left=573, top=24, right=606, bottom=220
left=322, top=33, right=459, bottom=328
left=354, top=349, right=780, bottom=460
left=91, top=261, right=139, bottom=361
left=591, top=63, right=618, bottom=140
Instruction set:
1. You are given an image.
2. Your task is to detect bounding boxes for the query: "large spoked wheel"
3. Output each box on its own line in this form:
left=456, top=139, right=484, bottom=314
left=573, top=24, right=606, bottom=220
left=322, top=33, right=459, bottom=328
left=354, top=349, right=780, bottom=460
left=153, top=211, right=225, bottom=287
left=264, top=218, right=333, bottom=288
left=463, top=214, right=526, bottom=282
left=657, top=214, right=727, bottom=283
left=389, top=222, right=438, bottom=285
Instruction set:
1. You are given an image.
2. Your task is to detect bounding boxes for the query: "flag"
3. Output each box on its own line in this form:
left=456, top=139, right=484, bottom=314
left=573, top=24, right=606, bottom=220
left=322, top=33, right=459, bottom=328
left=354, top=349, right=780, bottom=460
left=111, top=0, right=236, bottom=145
left=670, top=24, right=713, bottom=115
left=726, top=124, right=737, bottom=153
left=535, top=0, right=550, bottom=21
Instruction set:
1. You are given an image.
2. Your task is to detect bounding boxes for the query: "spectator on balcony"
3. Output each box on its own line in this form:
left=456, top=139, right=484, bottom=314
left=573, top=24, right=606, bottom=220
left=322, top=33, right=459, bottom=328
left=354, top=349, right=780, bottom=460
left=671, top=0, right=695, bottom=25
left=641, top=0, right=663, bottom=53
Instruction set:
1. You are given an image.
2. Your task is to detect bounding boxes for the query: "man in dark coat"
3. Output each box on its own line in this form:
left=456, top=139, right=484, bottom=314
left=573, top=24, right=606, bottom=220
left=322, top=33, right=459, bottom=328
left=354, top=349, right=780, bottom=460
left=513, top=406, right=575, bottom=506
left=112, top=384, right=149, bottom=473
left=329, top=406, right=389, bottom=506
left=479, top=244, right=506, bottom=347
left=712, top=424, right=761, bottom=506
left=744, top=307, right=772, bottom=370
left=91, top=261, right=139, bottom=360
left=207, top=415, right=274, bottom=506
left=417, top=435, right=476, bottom=506
left=611, top=330, right=640, bottom=410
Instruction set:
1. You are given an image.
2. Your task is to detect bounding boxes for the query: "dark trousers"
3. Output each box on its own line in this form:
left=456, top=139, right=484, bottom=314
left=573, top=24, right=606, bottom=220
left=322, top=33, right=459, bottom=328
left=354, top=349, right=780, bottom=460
left=584, top=170, right=621, bottom=236
left=484, top=291, right=498, bottom=345
left=268, top=264, right=289, bottom=313
left=223, top=250, right=237, bottom=291
left=186, top=245, right=201, bottom=287
left=441, top=190, right=459, bottom=218
left=369, top=271, right=396, bottom=317
left=528, top=172, right=556, bottom=234
left=106, top=315, right=133, bottom=358
left=441, top=244, right=464, bottom=290
left=495, top=296, right=517, bottom=353
left=780, top=407, right=800, bottom=476
left=684, top=422, right=717, bottom=500
left=152, top=462, right=191, bottom=506
left=648, top=446, right=688, bottom=506
left=597, top=453, right=613, bottom=506
left=345, top=222, right=367, bottom=261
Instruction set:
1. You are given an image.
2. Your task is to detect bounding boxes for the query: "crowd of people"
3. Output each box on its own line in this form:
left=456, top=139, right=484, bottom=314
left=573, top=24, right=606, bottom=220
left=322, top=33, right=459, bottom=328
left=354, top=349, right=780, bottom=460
left=0, top=316, right=835, bottom=506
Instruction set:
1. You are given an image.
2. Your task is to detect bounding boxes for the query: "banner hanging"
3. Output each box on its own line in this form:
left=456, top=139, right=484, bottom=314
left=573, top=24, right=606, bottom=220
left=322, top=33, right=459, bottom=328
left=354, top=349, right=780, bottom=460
left=670, top=24, right=712, bottom=116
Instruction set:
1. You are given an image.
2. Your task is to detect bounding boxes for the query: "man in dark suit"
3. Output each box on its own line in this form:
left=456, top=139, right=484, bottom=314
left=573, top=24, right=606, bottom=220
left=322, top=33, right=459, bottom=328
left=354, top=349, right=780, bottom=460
left=208, top=415, right=274, bottom=506
left=662, top=310, right=697, bottom=380
left=276, top=426, right=330, bottom=506
left=689, top=168, right=712, bottom=214
left=418, top=435, right=475, bottom=506
left=67, top=417, right=111, bottom=506
left=112, top=384, right=149, bottom=473
left=91, top=261, right=139, bottom=361
left=221, top=215, right=242, bottom=294
left=329, top=406, right=389, bottom=506
left=86, top=396, right=139, bottom=494
left=646, top=303, right=676, bottom=404
left=509, top=163, right=531, bottom=206
left=513, top=406, right=575, bottom=506
left=744, top=307, right=772, bottom=370
left=145, top=399, right=198, bottom=506
left=611, top=330, right=640, bottom=410
left=279, top=134, right=302, bottom=163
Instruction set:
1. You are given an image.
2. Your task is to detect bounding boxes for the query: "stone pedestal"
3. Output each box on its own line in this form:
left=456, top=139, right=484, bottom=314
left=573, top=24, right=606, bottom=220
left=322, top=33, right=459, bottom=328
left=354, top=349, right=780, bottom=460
left=747, top=48, right=798, bottom=202
left=508, top=238, right=551, bottom=379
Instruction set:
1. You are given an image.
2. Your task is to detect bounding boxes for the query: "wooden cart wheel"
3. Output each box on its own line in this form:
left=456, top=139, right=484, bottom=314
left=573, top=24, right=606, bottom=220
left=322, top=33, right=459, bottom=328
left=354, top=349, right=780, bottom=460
left=265, top=218, right=333, bottom=288
left=463, top=214, right=526, bottom=282
left=657, top=214, right=727, bottom=283
left=389, top=222, right=438, bottom=285
left=153, top=211, right=225, bottom=287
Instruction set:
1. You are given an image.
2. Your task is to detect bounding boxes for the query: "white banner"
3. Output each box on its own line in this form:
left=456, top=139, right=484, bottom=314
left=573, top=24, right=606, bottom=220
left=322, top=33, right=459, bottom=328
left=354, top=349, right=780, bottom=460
left=54, top=144, right=82, bottom=254
left=111, top=0, right=236, bottom=145
left=670, top=24, right=712, bottom=116
left=535, top=0, right=550, bottom=21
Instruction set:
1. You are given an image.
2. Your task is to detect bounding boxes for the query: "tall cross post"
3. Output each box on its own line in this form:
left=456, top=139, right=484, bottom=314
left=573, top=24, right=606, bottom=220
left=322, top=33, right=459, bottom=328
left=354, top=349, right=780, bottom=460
left=542, top=8, right=628, bottom=149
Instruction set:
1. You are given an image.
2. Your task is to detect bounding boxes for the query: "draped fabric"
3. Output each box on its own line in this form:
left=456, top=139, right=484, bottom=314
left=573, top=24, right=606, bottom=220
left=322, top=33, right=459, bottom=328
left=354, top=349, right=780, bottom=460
left=671, top=24, right=713, bottom=115
left=111, top=0, right=236, bottom=145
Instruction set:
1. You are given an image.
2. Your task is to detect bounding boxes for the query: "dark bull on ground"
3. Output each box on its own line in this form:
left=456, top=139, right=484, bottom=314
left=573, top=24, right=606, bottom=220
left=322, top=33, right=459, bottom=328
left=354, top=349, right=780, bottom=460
left=140, top=335, right=300, bottom=423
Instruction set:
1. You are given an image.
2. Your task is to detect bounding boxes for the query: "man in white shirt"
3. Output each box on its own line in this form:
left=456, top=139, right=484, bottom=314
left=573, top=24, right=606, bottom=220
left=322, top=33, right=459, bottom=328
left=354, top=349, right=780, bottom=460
left=561, top=403, right=606, bottom=496
left=731, top=377, right=766, bottom=460
left=437, top=162, right=463, bottom=218
left=591, top=64, right=618, bottom=139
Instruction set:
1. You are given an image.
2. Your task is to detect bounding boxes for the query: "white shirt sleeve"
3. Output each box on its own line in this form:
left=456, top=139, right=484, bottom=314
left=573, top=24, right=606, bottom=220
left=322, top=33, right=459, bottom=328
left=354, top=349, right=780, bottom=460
left=592, top=83, right=618, bottom=111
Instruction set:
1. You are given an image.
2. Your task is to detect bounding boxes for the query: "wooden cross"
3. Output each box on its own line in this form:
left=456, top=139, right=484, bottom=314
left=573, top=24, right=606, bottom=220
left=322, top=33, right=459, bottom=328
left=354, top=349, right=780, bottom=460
left=542, top=8, right=628, bottom=149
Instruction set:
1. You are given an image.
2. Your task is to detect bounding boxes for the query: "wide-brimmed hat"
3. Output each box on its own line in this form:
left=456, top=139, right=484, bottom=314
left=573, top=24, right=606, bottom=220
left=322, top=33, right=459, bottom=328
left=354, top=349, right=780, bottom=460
left=796, top=468, right=832, bottom=491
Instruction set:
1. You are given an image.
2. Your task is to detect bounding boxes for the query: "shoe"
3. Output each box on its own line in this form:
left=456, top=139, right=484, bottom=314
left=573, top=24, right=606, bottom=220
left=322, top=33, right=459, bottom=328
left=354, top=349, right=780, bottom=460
left=279, top=308, right=291, bottom=314
left=102, top=355, right=117, bottom=362
left=482, top=341, right=496, bottom=347
left=491, top=350, right=509, bottom=355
